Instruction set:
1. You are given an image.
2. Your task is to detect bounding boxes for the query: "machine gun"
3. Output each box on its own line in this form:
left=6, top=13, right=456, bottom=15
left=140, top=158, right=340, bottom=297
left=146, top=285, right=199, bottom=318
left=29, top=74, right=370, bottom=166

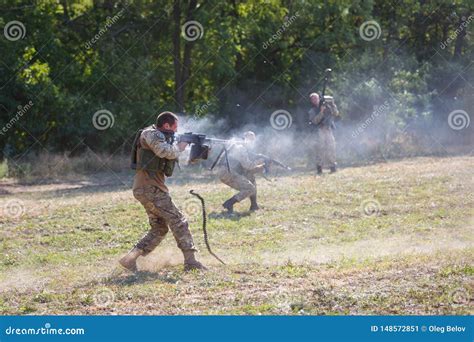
left=178, top=132, right=292, bottom=176
left=176, top=132, right=241, bottom=165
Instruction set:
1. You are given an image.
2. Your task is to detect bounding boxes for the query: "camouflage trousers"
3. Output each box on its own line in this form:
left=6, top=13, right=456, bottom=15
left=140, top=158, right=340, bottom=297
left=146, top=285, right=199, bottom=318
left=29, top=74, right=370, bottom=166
left=315, top=127, right=336, bottom=168
left=218, top=170, right=256, bottom=202
left=133, top=185, right=196, bottom=255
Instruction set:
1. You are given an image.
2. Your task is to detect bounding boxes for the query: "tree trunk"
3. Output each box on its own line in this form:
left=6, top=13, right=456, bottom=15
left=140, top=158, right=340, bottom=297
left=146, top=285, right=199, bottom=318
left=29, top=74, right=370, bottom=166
left=453, top=15, right=467, bottom=60
left=60, top=0, right=70, bottom=22
left=172, top=0, right=198, bottom=113
left=180, top=0, right=198, bottom=107
left=172, top=0, right=183, bottom=111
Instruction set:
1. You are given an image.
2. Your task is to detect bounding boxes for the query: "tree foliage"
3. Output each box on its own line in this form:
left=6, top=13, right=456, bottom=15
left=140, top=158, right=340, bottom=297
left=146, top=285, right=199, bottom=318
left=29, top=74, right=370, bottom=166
left=0, top=0, right=472, bottom=158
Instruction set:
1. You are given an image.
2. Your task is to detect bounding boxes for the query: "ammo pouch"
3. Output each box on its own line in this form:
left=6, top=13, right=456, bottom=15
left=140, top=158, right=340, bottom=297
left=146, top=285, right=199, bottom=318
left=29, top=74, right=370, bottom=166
left=137, top=148, right=176, bottom=177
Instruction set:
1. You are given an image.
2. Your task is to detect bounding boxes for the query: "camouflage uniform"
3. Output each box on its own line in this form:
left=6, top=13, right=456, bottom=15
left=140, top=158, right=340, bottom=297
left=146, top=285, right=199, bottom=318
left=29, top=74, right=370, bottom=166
left=132, top=127, right=196, bottom=255
left=308, top=99, right=339, bottom=171
left=217, top=143, right=262, bottom=204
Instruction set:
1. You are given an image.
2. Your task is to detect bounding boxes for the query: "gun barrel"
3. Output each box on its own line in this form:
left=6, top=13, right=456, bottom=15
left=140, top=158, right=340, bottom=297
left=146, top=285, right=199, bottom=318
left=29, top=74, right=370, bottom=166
left=205, top=138, right=237, bottom=144
left=273, top=160, right=292, bottom=171
left=177, top=133, right=240, bottom=145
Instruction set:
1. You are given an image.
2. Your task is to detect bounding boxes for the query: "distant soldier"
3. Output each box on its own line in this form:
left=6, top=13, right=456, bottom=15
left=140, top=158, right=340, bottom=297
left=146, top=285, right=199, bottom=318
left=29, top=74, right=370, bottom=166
left=308, top=93, right=340, bottom=174
left=119, top=112, right=206, bottom=272
left=217, top=131, right=265, bottom=213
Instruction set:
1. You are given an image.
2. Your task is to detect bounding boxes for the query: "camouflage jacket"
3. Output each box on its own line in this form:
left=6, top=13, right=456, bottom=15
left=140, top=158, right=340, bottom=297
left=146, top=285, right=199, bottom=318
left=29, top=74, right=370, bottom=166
left=308, top=99, right=340, bottom=129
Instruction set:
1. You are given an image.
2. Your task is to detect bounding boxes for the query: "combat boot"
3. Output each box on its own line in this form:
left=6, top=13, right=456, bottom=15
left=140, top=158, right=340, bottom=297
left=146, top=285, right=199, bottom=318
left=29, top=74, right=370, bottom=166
left=119, top=247, right=143, bottom=272
left=249, top=194, right=260, bottom=211
left=316, top=165, right=323, bottom=175
left=183, top=250, right=207, bottom=272
left=222, top=196, right=239, bottom=213
left=330, top=166, right=337, bottom=173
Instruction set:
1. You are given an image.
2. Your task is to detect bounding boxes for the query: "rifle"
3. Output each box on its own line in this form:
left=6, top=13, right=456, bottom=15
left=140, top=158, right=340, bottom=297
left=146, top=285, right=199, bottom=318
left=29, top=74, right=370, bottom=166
left=250, top=152, right=292, bottom=173
left=318, top=68, right=332, bottom=113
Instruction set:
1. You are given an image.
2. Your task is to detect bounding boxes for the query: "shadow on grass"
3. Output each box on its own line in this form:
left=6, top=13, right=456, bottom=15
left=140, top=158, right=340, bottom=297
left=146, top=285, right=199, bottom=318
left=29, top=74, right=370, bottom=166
left=209, top=211, right=252, bottom=220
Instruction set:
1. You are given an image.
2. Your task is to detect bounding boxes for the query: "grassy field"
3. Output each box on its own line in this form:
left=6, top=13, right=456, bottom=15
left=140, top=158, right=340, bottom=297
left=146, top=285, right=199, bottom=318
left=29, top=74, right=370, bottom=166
left=0, top=156, right=472, bottom=315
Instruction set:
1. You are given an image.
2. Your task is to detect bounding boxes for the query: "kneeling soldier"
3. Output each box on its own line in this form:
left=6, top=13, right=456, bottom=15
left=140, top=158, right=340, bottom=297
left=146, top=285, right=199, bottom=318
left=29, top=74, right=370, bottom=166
left=218, top=131, right=265, bottom=213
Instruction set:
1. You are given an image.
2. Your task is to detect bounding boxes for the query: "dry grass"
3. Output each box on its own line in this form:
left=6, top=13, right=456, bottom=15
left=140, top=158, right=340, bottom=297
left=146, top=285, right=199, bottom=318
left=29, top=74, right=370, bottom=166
left=0, top=156, right=472, bottom=315
left=4, top=151, right=129, bottom=181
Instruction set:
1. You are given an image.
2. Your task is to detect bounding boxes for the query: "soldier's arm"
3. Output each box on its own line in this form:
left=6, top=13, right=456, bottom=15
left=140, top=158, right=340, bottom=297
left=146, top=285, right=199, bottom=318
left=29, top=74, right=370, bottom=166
left=311, top=108, right=325, bottom=125
left=327, top=102, right=339, bottom=115
left=142, top=130, right=180, bottom=160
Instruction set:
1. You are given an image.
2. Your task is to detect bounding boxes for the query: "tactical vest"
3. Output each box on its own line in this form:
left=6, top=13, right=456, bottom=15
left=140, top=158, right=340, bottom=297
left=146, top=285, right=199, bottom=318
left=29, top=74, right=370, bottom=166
left=130, top=127, right=177, bottom=177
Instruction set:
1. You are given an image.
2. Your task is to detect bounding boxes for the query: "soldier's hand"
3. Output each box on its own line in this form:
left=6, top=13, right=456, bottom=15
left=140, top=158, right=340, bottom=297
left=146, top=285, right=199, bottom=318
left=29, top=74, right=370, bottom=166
left=177, top=142, right=188, bottom=152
